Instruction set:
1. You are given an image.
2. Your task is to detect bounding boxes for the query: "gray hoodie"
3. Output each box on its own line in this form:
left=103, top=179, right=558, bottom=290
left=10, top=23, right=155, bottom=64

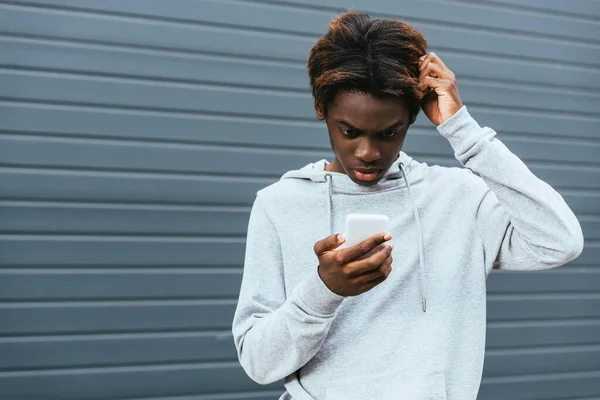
left=232, top=106, right=584, bottom=399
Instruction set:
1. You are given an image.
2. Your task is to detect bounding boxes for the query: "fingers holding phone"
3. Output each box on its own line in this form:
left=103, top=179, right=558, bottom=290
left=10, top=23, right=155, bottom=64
left=344, top=238, right=394, bottom=292
left=314, top=214, right=394, bottom=296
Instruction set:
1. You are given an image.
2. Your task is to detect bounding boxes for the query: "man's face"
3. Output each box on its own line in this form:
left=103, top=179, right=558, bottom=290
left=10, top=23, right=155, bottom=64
left=317, top=92, right=412, bottom=186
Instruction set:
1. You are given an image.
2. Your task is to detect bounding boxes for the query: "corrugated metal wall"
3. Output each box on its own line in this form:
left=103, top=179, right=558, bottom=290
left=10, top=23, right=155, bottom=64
left=0, top=0, right=599, bottom=399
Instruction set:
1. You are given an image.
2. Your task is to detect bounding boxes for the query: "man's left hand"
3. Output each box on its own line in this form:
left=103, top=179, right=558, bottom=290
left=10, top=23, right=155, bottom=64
left=417, top=52, right=464, bottom=126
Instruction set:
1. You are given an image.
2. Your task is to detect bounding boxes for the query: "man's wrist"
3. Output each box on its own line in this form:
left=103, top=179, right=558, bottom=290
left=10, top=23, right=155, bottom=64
left=436, top=105, right=497, bottom=165
left=436, top=105, right=473, bottom=136
left=296, top=266, right=345, bottom=316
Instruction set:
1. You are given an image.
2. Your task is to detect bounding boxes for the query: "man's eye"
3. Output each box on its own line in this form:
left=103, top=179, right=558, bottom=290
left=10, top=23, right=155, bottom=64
left=381, top=131, right=399, bottom=138
left=341, top=129, right=359, bottom=137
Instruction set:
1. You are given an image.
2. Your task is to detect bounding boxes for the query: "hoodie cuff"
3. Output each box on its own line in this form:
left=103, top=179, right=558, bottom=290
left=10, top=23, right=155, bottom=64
left=436, top=106, right=488, bottom=156
left=296, top=268, right=345, bottom=316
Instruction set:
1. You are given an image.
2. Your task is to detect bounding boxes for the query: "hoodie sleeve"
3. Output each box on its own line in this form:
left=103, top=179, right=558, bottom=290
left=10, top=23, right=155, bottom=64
left=232, top=194, right=345, bottom=385
left=437, top=106, right=584, bottom=275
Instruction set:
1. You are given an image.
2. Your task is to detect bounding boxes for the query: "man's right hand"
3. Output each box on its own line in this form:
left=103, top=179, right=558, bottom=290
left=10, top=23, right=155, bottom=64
left=314, top=233, right=394, bottom=297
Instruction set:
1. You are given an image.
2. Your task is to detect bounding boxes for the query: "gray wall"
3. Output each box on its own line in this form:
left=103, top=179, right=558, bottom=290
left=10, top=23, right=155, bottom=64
left=0, top=0, right=599, bottom=399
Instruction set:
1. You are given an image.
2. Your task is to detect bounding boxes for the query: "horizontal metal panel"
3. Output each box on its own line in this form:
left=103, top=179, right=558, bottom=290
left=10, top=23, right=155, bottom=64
left=0, top=71, right=315, bottom=121
left=0, top=365, right=598, bottom=400
left=119, top=392, right=284, bottom=400
left=0, top=37, right=303, bottom=91
left=3, top=328, right=600, bottom=373
left=501, top=137, right=600, bottom=166
left=1, top=3, right=598, bottom=67
left=1, top=70, right=598, bottom=120
left=1, top=124, right=598, bottom=181
left=4, top=0, right=336, bottom=39
left=0, top=267, right=597, bottom=301
left=0, top=170, right=597, bottom=213
left=487, top=270, right=600, bottom=294
left=2, top=295, right=599, bottom=335
left=563, top=192, right=600, bottom=215
left=3, top=35, right=600, bottom=94
left=440, top=106, right=600, bottom=141
left=568, top=245, right=600, bottom=267
left=0, top=5, right=315, bottom=63
left=0, top=331, right=236, bottom=369
left=121, top=392, right=283, bottom=400
left=0, top=237, right=245, bottom=266
left=14, top=0, right=600, bottom=43
left=582, top=218, right=600, bottom=240
left=0, top=169, right=271, bottom=205
left=1, top=348, right=599, bottom=400
left=479, top=371, right=600, bottom=400
left=0, top=300, right=236, bottom=335
left=460, top=0, right=600, bottom=19
left=1, top=135, right=598, bottom=189
left=0, top=134, right=332, bottom=177
left=2, top=203, right=597, bottom=240
left=487, top=295, right=600, bottom=321
left=0, top=102, right=330, bottom=149
left=0, top=136, right=596, bottom=193
left=483, top=345, right=600, bottom=377
left=0, top=203, right=251, bottom=236
left=0, top=130, right=587, bottom=177
left=477, top=165, right=595, bottom=190
left=3, top=331, right=600, bottom=376
left=487, top=320, right=600, bottom=349
left=0, top=129, right=597, bottom=189
left=0, top=362, right=279, bottom=400
left=0, top=269, right=242, bottom=300
left=0, top=234, right=596, bottom=268
left=253, top=0, right=600, bottom=42
left=2, top=101, right=599, bottom=145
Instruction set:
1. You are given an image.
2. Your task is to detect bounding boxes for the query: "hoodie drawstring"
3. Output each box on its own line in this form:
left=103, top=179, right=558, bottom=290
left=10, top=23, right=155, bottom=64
left=324, top=173, right=334, bottom=235
left=400, top=163, right=427, bottom=312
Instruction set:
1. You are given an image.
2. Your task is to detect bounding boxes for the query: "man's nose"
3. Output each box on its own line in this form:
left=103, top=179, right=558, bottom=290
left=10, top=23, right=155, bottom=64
left=355, top=137, right=381, bottom=163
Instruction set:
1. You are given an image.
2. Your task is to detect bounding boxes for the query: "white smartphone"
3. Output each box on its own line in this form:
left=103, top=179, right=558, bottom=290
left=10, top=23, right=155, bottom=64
left=341, top=213, right=390, bottom=248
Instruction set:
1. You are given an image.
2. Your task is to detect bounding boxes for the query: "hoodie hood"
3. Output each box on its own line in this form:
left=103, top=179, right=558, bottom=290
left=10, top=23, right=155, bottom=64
left=280, top=151, right=428, bottom=312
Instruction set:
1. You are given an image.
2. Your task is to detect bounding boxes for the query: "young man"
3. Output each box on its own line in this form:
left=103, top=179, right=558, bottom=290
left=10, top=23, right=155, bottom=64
left=232, top=11, right=583, bottom=400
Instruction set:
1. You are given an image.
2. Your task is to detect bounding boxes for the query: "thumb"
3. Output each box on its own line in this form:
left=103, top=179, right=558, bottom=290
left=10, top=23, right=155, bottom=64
left=314, top=233, right=346, bottom=255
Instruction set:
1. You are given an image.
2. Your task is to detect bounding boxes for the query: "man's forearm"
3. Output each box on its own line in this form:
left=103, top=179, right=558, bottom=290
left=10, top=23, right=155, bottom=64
left=437, top=106, right=583, bottom=268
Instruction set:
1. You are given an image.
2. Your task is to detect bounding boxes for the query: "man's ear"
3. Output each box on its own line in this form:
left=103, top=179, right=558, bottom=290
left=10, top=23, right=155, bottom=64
left=315, top=102, right=326, bottom=121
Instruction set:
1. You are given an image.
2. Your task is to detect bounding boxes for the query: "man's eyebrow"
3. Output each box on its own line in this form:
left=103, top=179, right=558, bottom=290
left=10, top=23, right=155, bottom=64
left=335, top=119, right=405, bottom=132
left=335, top=120, right=363, bottom=131
left=380, top=120, right=406, bottom=131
